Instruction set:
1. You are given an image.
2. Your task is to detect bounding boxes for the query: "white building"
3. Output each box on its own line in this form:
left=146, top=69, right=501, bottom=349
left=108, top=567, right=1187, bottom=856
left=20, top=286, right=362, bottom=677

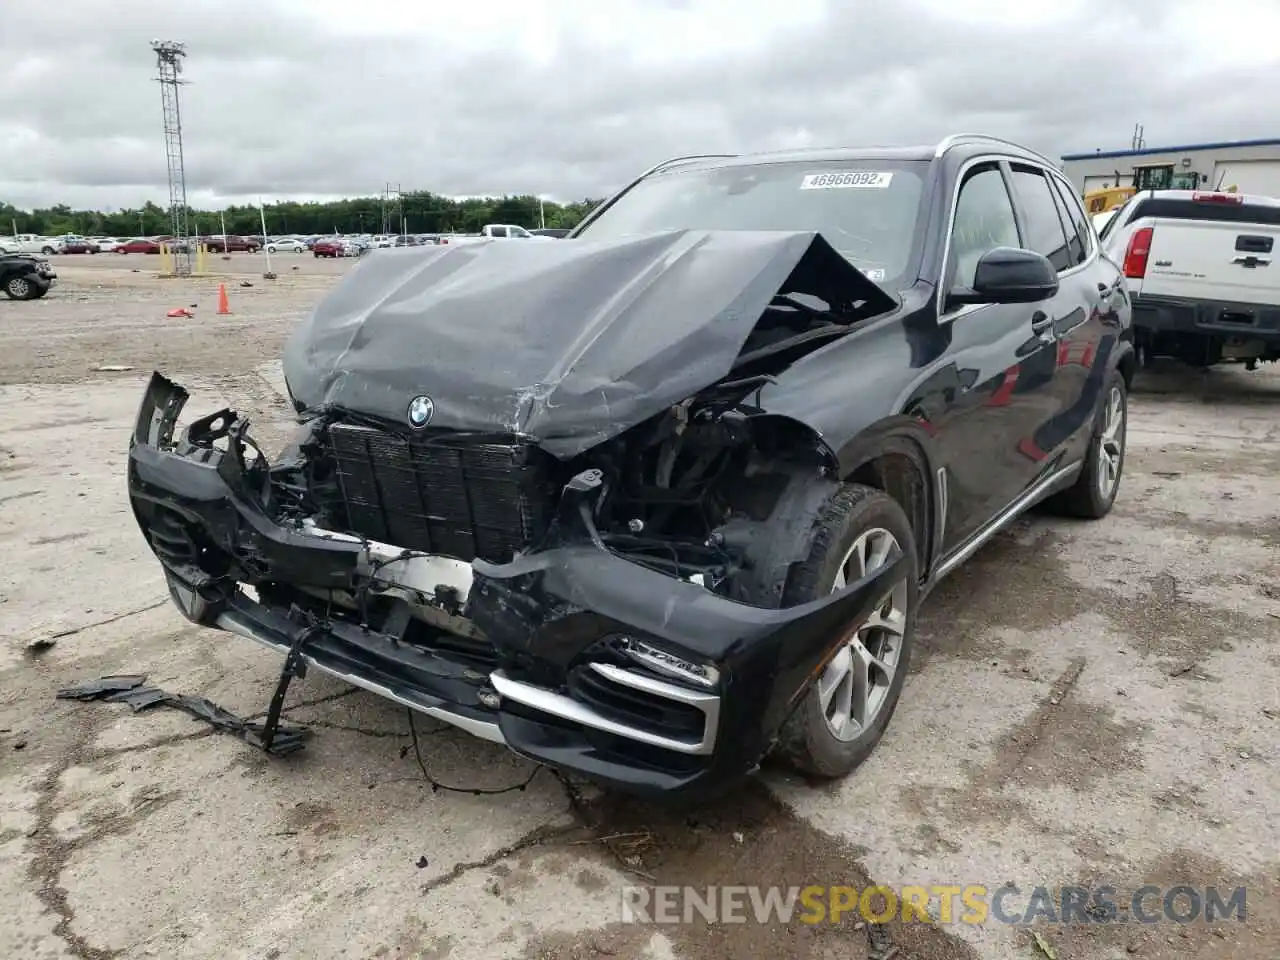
left=1060, top=137, right=1280, bottom=198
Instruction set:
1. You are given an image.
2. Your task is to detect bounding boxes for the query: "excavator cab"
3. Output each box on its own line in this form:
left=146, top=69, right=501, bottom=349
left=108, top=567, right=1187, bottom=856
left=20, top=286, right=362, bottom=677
left=1132, top=163, right=1203, bottom=191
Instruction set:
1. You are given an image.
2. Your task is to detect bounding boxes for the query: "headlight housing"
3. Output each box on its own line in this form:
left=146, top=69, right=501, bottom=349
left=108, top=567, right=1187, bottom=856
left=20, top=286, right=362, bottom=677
left=613, top=634, right=720, bottom=689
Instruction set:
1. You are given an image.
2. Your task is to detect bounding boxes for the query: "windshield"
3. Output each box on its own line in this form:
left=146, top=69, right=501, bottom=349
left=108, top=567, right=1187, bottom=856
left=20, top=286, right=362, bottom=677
left=576, top=159, right=927, bottom=285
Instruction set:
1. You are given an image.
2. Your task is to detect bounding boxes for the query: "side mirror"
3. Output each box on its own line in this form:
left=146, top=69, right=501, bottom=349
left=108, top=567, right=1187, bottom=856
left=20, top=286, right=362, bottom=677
left=948, top=247, right=1059, bottom=307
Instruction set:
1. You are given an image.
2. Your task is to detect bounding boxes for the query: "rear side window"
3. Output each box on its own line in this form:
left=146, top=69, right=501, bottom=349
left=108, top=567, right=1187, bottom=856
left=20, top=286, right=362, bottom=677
left=1050, top=175, right=1093, bottom=265
left=1127, top=197, right=1280, bottom=225
left=1009, top=167, right=1073, bottom=272
left=1046, top=177, right=1084, bottom=265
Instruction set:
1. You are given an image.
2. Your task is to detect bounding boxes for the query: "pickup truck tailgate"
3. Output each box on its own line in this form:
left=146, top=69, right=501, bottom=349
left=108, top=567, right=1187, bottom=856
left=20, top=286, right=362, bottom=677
left=1141, top=218, right=1279, bottom=303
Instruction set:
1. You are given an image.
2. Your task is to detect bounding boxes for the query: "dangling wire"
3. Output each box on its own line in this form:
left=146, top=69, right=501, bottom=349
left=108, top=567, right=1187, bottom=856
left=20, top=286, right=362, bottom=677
left=406, top=709, right=545, bottom=796
left=346, top=543, right=545, bottom=795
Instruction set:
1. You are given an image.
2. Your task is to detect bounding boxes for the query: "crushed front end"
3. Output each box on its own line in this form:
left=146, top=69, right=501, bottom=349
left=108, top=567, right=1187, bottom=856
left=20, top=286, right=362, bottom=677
left=127, top=372, right=903, bottom=797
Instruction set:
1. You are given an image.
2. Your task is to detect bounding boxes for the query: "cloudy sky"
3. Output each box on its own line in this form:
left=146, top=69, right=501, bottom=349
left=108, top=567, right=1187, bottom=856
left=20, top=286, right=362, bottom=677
left=2, top=0, right=1279, bottom=211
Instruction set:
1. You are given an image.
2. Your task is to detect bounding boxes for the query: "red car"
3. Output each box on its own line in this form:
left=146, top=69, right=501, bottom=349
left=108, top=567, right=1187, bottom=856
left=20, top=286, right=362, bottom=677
left=204, top=235, right=261, bottom=253
left=59, top=240, right=100, bottom=254
left=117, top=239, right=162, bottom=254
left=312, top=238, right=347, bottom=258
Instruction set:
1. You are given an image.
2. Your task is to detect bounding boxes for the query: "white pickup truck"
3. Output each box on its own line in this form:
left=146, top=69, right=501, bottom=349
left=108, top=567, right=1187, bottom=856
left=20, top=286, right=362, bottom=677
left=1101, top=189, right=1280, bottom=369
left=0, top=234, right=59, bottom=256
left=438, top=224, right=555, bottom=245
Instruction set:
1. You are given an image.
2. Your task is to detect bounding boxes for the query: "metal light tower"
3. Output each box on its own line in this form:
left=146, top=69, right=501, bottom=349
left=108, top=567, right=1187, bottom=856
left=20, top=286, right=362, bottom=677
left=381, top=182, right=402, bottom=235
left=152, top=39, right=192, bottom=276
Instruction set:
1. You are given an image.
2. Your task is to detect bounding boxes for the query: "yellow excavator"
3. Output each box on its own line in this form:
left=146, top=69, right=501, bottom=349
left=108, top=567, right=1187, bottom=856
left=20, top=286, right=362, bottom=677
left=1083, top=184, right=1135, bottom=214
left=1081, top=161, right=1230, bottom=213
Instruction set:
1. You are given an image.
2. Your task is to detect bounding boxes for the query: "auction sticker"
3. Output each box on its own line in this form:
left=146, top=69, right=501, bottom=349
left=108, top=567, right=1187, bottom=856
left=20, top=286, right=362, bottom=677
left=800, top=171, right=893, bottom=190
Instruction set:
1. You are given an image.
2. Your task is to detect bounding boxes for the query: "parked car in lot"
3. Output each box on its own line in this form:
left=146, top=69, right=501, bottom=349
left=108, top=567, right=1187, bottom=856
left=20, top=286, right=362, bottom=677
left=94, top=237, right=123, bottom=252
left=1100, top=189, right=1280, bottom=370
left=311, top=238, right=351, bottom=258
left=58, top=239, right=100, bottom=254
left=265, top=238, right=307, bottom=253
left=126, top=134, right=1133, bottom=797
left=0, top=234, right=59, bottom=256
left=204, top=235, right=262, bottom=253
left=1, top=253, right=56, bottom=299
left=117, top=238, right=162, bottom=254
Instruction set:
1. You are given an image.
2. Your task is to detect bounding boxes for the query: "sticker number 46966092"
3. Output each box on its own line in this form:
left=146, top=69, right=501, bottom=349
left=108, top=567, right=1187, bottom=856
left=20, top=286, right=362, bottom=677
left=800, top=171, right=893, bottom=190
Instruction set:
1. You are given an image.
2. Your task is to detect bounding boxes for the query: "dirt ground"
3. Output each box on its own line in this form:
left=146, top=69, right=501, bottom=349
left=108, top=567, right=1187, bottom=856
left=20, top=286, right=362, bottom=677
left=1, top=258, right=1277, bottom=960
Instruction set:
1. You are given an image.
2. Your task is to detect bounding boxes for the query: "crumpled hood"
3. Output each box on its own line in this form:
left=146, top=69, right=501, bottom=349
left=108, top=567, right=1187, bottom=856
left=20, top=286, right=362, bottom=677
left=282, top=228, right=892, bottom=459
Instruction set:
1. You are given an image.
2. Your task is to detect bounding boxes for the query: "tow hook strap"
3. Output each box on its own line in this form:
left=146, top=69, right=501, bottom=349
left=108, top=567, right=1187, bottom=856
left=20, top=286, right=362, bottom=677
left=251, top=622, right=322, bottom=754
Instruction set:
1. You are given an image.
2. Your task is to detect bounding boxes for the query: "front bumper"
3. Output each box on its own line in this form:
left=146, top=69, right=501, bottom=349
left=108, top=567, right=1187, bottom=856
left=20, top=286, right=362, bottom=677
left=127, top=373, right=901, bottom=797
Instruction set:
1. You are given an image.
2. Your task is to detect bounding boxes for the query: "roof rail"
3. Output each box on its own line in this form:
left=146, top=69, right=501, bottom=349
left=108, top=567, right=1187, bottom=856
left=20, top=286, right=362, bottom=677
left=933, top=133, right=1060, bottom=168
left=644, top=153, right=739, bottom=177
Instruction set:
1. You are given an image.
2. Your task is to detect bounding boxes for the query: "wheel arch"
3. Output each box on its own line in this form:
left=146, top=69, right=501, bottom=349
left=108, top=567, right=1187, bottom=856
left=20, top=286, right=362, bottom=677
left=834, top=418, right=942, bottom=579
left=1114, top=340, right=1137, bottom=390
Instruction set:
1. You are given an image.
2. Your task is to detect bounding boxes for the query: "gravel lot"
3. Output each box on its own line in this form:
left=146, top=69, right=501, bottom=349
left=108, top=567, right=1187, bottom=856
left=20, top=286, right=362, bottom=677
left=2, top=258, right=1277, bottom=960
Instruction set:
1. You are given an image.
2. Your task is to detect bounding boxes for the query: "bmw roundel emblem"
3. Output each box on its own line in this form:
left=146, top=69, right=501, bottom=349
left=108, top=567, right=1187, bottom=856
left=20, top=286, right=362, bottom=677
left=407, top=395, right=434, bottom=428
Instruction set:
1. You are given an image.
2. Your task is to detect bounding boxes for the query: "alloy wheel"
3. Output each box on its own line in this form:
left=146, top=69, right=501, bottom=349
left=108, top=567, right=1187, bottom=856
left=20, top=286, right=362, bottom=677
left=820, top=527, right=908, bottom=742
left=1096, top=384, right=1125, bottom=500
left=8, top=277, right=31, bottom=298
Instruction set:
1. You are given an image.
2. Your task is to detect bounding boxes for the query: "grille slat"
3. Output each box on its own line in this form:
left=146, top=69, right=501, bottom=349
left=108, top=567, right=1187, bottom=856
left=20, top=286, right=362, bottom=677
left=327, top=423, right=554, bottom=563
left=567, top=667, right=707, bottom=740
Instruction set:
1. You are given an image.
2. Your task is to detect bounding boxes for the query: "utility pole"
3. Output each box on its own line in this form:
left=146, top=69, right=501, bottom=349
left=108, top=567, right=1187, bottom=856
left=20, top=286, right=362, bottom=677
left=152, top=39, right=192, bottom=275
left=381, top=182, right=402, bottom=235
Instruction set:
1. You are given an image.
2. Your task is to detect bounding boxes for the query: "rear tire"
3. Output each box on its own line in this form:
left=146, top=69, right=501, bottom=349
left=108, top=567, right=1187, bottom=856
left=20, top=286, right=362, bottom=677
left=773, top=484, right=919, bottom=780
left=1046, top=369, right=1127, bottom=519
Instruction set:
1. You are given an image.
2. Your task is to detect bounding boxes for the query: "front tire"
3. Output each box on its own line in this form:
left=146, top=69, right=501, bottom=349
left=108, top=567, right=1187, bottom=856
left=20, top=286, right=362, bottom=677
left=4, top=275, right=40, bottom=300
left=1047, top=370, right=1127, bottom=519
left=774, top=484, right=919, bottom=779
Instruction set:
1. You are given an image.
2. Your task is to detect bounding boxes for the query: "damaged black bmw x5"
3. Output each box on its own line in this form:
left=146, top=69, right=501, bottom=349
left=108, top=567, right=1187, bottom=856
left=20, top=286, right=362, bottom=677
left=128, top=134, right=1134, bottom=797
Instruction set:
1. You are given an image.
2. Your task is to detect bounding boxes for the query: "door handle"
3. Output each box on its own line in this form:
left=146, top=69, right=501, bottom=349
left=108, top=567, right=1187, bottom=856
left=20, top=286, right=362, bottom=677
left=1031, top=311, right=1055, bottom=342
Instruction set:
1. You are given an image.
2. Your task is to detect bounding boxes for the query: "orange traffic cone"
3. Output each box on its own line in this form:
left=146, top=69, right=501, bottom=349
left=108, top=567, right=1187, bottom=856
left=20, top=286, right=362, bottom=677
left=216, top=283, right=231, bottom=315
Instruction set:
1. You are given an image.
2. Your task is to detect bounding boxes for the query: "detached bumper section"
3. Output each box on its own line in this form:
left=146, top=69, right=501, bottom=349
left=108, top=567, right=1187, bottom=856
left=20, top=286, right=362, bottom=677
left=127, top=373, right=901, bottom=795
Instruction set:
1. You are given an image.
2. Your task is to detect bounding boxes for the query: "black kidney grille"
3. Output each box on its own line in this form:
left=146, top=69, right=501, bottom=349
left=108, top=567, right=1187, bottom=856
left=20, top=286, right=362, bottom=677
left=326, top=423, right=554, bottom=564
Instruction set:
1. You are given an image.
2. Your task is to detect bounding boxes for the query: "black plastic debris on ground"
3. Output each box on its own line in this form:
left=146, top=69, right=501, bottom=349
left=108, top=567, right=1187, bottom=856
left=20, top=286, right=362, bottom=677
left=56, top=675, right=310, bottom=756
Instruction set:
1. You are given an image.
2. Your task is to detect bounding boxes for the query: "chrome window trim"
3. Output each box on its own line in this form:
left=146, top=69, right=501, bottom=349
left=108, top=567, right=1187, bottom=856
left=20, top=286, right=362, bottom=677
left=935, top=153, right=1016, bottom=322
left=1047, top=168, right=1098, bottom=261
left=936, top=151, right=1100, bottom=324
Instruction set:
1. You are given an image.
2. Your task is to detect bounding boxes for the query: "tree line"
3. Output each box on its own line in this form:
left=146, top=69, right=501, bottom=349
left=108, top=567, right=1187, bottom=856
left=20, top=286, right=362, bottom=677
left=1, top=192, right=603, bottom=238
